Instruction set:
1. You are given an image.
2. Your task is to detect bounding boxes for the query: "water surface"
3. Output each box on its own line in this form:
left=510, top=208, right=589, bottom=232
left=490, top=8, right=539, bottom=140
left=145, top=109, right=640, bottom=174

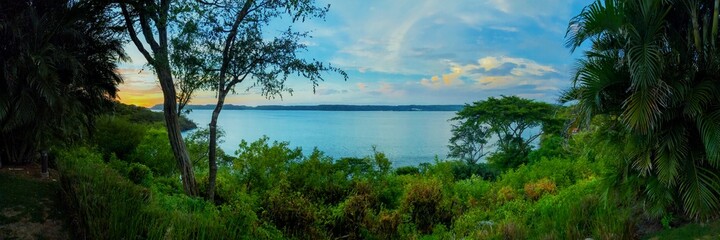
left=184, top=110, right=456, bottom=167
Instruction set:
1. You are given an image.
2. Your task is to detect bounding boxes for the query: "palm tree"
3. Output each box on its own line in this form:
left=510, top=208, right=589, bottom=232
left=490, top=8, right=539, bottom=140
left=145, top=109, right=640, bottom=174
left=0, top=0, right=125, bottom=166
left=564, top=0, right=720, bottom=220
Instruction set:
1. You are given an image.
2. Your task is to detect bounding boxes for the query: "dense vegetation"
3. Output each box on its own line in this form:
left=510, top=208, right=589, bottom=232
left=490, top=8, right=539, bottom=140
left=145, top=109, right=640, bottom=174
left=564, top=0, right=720, bottom=220
left=0, top=0, right=124, bottom=167
left=59, top=113, right=633, bottom=239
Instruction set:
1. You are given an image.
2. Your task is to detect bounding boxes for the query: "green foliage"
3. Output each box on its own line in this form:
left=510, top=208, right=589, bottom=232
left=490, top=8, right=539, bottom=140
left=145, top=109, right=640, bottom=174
left=287, top=149, right=351, bottom=204
left=128, top=163, right=153, bottom=186
left=565, top=0, right=720, bottom=219
left=128, top=127, right=177, bottom=176
left=495, top=157, right=596, bottom=191
left=449, top=161, right=498, bottom=181
left=111, top=102, right=197, bottom=131
left=63, top=131, right=667, bottom=239
left=395, top=166, right=420, bottom=175
left=92, top=115, right=147, bottom=160
left=400, top=178, right=448, bottom=234
left=528, top=134, right=570, bottom=163
left=57, top=146, right=276, bottom=239
left=185, top=127, right=230, bottom=168
left=233, top=136, right=303, bottom=193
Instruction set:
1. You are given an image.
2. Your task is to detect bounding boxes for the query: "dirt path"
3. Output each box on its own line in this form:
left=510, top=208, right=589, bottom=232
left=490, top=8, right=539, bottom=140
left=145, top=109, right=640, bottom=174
left=0, top=164, right=70, bottom=240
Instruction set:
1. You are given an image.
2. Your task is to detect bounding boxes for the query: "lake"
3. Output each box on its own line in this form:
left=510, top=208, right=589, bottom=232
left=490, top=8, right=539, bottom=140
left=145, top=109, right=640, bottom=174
left=184, top=110, right=457, bottom=167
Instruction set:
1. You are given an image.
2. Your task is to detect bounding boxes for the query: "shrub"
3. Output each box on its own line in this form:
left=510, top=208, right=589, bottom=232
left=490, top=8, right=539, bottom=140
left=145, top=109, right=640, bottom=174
left=127, top=163, right=153, bottom=186
left=128, top=127, right=176, bottom=176
left=451, top=208, right=495, bottom=238
left=497, top=186, right=516, bottom=203
left=395, top=166, right=420, bottom=175
left=261, top=187, right=320, bottom=239
left=526, top=179, right=635, bottom=239
left=336, top=191, right=378, bottom=239
left=233, top=136, right=302, bottom=193
left=92, top=115, right=146, bottom=160
left=523, top=178, right=557, bottom=201
left=495, top=157, right=596, bottom=191
left=287, top=149, right=351, bottom=204
left=370, top=210, right=401, bottom=239
left=453, top=176, right=493, bottom=208
left=401, top=178, right=445, bottom=234
left=451, top=161, right=499, bottom=181
left=57, top=146, right=267, bottom=240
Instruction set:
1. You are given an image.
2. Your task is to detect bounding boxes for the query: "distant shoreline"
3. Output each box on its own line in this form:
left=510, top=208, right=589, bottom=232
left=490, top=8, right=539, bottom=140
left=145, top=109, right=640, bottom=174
left=152, top=104, right=464, bottom=112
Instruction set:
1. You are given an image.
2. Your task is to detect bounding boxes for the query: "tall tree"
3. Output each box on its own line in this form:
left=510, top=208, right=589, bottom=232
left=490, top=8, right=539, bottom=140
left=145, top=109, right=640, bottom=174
left=176, top=0, right=347, bottom=201
left=119, top=1, right=199, bottom=195
left=0, top=0, right=125, bottom=167
left=565, top=0, right=720, bottom=219
left=451, top=96, right=555, bottom=170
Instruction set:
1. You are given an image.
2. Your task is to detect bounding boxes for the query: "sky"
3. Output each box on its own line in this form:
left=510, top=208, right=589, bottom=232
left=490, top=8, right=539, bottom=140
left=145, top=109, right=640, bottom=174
left=117, top=0, right=593, bottom=107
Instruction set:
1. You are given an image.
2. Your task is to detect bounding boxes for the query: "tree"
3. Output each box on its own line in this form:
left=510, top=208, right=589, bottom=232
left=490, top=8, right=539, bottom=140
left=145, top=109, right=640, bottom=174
left=119, top=1, right=200, bottom=195
left=448, top=119, right=489, bottom=164
left=171, top=0, right=347, bottom=201
left=564, top=0, right=720, bottom=219
left=451, top=96, right=556, bottom=170
left=0, top=0, right=125, bottom=167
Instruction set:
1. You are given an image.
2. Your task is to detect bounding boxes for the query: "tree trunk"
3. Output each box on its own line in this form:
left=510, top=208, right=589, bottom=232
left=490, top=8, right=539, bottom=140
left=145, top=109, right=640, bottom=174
left=206, top=90, right=228, bottom=202
left=158, top=68, right=199, bottom=196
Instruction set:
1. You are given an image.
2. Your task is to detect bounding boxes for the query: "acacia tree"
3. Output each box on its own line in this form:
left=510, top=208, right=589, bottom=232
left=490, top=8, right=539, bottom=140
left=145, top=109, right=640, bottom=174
left=173, top=0, right=347, bottom=201
left=451, top=96, right=555, bottom=170
left=0, top=0, right=125, bottom=167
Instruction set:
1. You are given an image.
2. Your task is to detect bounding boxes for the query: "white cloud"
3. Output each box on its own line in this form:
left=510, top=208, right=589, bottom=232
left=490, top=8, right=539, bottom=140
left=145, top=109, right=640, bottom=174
left=477, top=56, right=558, bottom=76
left=418, top=55, right=564, bottom=94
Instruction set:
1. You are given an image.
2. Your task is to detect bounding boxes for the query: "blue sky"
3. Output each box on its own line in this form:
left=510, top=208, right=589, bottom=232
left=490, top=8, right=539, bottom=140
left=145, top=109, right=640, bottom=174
left=117, top=0, right=593, bottom=107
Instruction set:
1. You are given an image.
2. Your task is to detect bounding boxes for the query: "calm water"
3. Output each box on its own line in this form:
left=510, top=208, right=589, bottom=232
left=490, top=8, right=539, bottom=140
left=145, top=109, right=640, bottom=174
left=184, top=110, right=456, bottom=167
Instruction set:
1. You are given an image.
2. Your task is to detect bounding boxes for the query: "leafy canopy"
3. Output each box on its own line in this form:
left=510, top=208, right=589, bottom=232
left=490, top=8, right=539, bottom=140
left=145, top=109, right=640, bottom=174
left=450, top=96, right=557, bottom=170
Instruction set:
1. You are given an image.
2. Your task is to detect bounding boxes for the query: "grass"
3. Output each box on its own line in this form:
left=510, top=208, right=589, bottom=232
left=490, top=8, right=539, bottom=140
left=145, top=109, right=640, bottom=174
left=0, top=169, right=69, bottom=239
left=645, top=220, right=720, bottom=240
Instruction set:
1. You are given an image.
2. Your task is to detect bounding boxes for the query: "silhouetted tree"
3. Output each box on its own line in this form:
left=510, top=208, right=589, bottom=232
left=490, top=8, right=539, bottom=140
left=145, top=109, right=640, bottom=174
left=0, top=0, right=125, bottom=167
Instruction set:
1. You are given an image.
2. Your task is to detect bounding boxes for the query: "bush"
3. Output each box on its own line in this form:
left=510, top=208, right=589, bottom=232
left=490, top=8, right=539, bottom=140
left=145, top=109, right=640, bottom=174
left=261, top=186, right=320, bottom=239
left=57, top=146, right=270, bottom=240
left=395, top=166, right=420, bottom=175
left=127, top=163, right=153, bottom=186
left=233, top=136, right=303, bottom=193
left=401, top=178, right=446, bottom=234
left=523, top=178, right=557, bottom=201
left=92, top=115, right=147, bottom=160
left=452, top=176, right=493, bottom=208
left=451, top=161, right=499, bottom=181
left=287, top=149, right=351, bottom=204
left=128, top=127, right=176, bottom=176
left=495, top=157, right=596, bottom=191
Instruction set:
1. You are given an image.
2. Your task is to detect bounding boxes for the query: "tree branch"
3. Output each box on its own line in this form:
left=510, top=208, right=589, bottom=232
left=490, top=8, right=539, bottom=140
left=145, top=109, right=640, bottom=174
left=121, top=4, right=155, bottom=64
left=137, top=4, right=161, bottom=53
